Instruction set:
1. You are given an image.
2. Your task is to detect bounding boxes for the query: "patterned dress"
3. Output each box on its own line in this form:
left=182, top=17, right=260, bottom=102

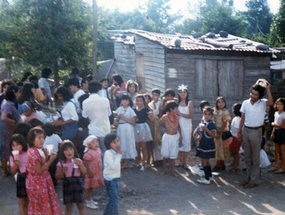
left=213, top=109, right=231, bottom=160
left=26, top=147, right=62, bottom=215
left=83, top=148, right=104, bottom=189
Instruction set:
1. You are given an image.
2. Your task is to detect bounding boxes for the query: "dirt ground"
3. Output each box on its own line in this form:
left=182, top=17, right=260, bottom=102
left=1, top=150, right=285, bottom=215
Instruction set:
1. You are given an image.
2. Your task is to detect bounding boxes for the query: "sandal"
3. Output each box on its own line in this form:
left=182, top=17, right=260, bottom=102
left=274, top=168, right=285, bottom=174
left=231, top=168, right=238, bottom=172
left=268, top=166, right=279, bottom=172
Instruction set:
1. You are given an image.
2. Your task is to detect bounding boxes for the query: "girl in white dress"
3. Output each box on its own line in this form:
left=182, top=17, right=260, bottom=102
left=115, top=95, right=137, bottom=169
left=177, top=85, right=194, bottom=169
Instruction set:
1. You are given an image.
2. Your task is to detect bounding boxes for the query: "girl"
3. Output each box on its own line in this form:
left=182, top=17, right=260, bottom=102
left=10, top=134, right=28, bottom=215
left=134, top=94, right=154, bottom=171
left=83, top=135, right=104, bottom=209
left=114, top=95, right=137, bottom=169
left=26, top=127, right=62, bottom=215
left=21, top=101, right=41, bottom=123
left=269, top=98, right=285, bottom=173
left=213, top=97, right=231, bottom=171
left=1, top=84, right=21, bottom=176
left=56, top=140, right=87, bottom=214
left=144, top=93, right=152, bottom=105
left=54, top=86, right=78, bottom=143
left=103, top=133, right=122, bottom=215
left=229, top=103, right=242, bottom=172
left=196, top=107, right=216, bottom=184
left=177, top=85, right=194, bottom=170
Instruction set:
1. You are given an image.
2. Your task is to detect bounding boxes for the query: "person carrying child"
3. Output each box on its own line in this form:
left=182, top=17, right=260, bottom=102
left=26, top=127, right=62, bottom=215
left=103, top=133, right=122, bottom=215
left=56, top=140, right=88, bottom=214
left=83, top=135, right=104, bottom=209
left=196, top=107, right=217, bottom=184
left=156, top=100, right=182, bottom=177
left=213, top=97, right=231, bottom=171
left=229, top=103, right=242, bottom=172
left=133, top=94, right=154, bottom=171
left=269, top=98, right=285, bottom=173
left=10, top=134, right=29, bottom=215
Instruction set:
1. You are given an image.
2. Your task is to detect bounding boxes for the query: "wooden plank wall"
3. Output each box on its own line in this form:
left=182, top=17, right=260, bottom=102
left=113, top=42, right=136, bottom=82
left=135, top=35, right=166, bottom=94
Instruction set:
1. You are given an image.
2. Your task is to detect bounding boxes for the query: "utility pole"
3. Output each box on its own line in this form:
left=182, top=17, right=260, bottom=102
left=92, top=0, right=98, bottom=80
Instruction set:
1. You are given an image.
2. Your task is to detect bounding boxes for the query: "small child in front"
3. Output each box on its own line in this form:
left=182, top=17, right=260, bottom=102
left=196, top=107, right=216, bottom=185
left=156, top=101, right=182, bottom=177
left=103, top=133, right=122, bottom=215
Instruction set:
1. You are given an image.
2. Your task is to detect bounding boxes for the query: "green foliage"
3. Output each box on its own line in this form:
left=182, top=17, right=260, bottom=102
left=274, top=0, right=285, bottom=44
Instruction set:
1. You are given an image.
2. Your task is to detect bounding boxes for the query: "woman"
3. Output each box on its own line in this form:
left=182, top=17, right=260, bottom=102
left=1, top=84, right=21, bottom=176
left=17, top=82, right=55, bottom=114
left=53, top=86, right=78, bottom=143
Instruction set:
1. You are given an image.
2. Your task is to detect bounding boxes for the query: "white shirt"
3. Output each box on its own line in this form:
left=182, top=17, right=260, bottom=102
left=38, top=78, right=51, bottom=99
left=82, top=93, right=111, bottom=137
left=73, top=89, right=85, bottom=114
left=274, top=112, right=285, bottom=128
left=148, top=100, right=161, bottom=118
left=99, top=87, right=111, bottom=98
left=43, top=134, right=62, bottom=153
left=240, top=98, right=267, bottom=127
left=103, top=149, right=122, bottom=180
left=230, top=116, right=241, bottom=137
left=61, top=99, right=78, bottom=122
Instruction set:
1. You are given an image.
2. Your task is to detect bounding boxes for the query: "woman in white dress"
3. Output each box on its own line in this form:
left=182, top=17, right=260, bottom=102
left=177, top=85, right=194, bottom=169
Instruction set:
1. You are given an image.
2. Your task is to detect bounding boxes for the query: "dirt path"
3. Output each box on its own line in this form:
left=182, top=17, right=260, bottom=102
left=1, top=151, right=285, bottom=215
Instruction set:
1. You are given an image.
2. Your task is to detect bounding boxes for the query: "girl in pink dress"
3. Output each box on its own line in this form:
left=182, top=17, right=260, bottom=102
left=83, top=135, right=104, bottom=209
left=26, top=127, right=62, bottom=215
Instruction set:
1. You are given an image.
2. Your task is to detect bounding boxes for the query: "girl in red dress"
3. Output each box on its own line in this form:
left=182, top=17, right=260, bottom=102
left=26, top=127, right=62, bottom=215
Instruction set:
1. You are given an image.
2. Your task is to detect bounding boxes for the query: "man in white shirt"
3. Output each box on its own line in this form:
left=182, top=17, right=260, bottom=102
left=38, top=68, right=52, bottom=106
left=68, top=78, right=85, bottom=115
left=238, top=83, right=273, bottom=188
left=82, top=81, right=111, bottom=152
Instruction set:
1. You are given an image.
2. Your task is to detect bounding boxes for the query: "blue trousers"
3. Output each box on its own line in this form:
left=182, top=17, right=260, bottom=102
left=103, top=178, right=119, bottom=215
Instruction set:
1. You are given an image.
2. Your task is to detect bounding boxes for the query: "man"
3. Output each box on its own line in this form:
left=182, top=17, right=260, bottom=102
left=81, top=77, right=89, bottom=94
left=68, top=78, right=85, bottom=115
left=38, top=68, right=52, bottom=106
left=82, top=81, right=111, bottom=152
left=237, top=82, right=273, bottom=188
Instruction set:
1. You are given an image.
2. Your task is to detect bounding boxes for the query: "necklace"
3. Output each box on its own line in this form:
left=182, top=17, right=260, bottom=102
left=167, top=112, right=178, bottom=128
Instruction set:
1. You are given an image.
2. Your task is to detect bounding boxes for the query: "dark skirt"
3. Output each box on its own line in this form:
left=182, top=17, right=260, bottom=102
left=273, top=129, right=285, bottom=145
left=62, top=121, right=78, bottom=143
left=196, top=139, right=216, bottom=159
left=17, top=173, right=28, bottom=198
left=63, top=176, right=84, bottom=205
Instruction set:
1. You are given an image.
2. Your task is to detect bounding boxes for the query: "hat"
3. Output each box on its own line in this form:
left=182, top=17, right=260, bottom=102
left=22, top=101, right=31, bottom=111
left=83, top=135, right=98, bottom=153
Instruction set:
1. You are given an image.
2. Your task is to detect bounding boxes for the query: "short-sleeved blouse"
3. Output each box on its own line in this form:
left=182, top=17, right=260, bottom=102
left=61, top=99, right=78, bottom=121
left=134, top=107, right=149, bottom=123
left=274, top=112, right=285, bottom=128
left=116, top=106, right=136, bottom=123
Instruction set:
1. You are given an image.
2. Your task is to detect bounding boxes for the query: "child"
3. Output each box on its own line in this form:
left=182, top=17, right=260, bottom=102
left=103, top=133, right=122, bottom=215
left=196, top=107, right=216, bottom=184
left=26, top=127, right=62, bottom=215
left=148, top=89, right=162, bottom=165
left=83, top=135, right=104, bottom=209
left=143, top=93, right=152, bottom=105
left=134, top=94, right=154, bottom=171
left=156, top=101, right=182, bottom=177
left=177, top=85, right=194, bottom=170
left=55, top=140, right=87, bottom=214
left=42, top=122, right=62, bottom=186
left=21, top=101, right=41, bottom=123
left=159, top=88, right=176, bottom=117
left=10, top=134, right=29, bottom=215
left=213, top=97, right=231, bottom=171
left=115, top=95, right=137, bottom=169
left=269, top=98, right=285, bottom=173
left=229, top=103, right=242, bottom=172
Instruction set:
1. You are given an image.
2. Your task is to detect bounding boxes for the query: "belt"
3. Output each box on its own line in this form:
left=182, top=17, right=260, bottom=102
left=245, top=125, right=263, bottom=130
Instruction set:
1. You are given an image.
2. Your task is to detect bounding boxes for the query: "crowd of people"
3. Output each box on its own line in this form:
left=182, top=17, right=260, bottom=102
left=0, top=68, right=284, bottom=215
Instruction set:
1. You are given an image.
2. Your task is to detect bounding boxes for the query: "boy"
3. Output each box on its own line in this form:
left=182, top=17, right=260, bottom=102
left=156, top=101, right=182, bottom=177
left=68, top=78, right=85, bottom=115
left=159, top=88, right=176, bottom=117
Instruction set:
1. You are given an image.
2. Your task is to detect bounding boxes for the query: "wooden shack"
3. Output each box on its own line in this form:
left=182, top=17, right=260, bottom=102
left=109, top=30, right=278, bottom=126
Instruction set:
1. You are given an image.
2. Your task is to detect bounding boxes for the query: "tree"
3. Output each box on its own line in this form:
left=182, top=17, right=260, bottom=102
left=273, top=0, right=285, bottom=44
left=244, top=0, right=273, bottom=35
left=0, top=0, right=92, bottom=86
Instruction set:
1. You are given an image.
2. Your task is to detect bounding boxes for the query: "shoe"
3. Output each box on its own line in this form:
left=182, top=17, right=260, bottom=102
left=268, top=166, right=279, bottom=172
left=86, top=201, right=98, bottom=209
left=244, top=183, right=258, bottom=188
left=140, top=166, right=145, bottom=171
left=197, top=178, right=210, bottom=185
left=212, top=166, right=221, bottom=172
left=274, top=168, right=285, bottom=174
left=209, top=176, right=214, bottom=182
left=90, top=199, right=98, bottom=205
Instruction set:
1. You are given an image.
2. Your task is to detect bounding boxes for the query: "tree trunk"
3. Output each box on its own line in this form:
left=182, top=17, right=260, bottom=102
left=54, top=61, right=59, bottom=88
left=92, top=0, right=98, bottom=80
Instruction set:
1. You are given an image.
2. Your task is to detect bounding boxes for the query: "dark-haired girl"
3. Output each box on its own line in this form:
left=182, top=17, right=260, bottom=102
left=10, top=134, right=28, bottom=215
left=56, top=140, right=87, bottom=214
left=1, top=84, right=21, bottom=176
left=26, top=127, right=62, bottom=214
left=115, top=95, right=137, bottom=169
left=269, top=98, right=285, bottom=173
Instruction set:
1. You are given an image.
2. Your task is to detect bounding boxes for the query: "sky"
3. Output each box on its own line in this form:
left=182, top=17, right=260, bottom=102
left=96, top=0, right=280, bottom=17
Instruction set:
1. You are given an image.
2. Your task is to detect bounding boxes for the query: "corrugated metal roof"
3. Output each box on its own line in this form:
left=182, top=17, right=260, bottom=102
left=109, top=29, right=279, bottom=54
